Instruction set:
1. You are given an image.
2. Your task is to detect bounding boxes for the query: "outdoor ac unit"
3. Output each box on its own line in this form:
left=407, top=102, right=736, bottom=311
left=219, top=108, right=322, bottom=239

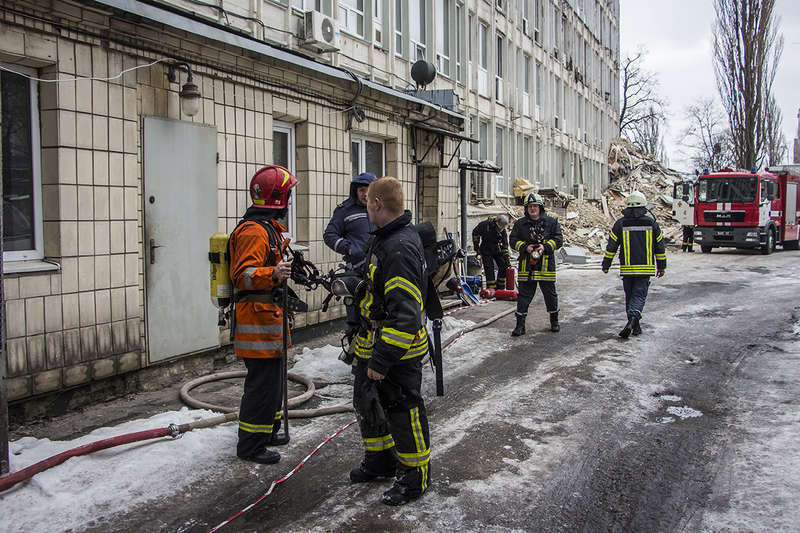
left=477, top=174, right=496, bottom=201
left=303, top=10, right=339, bottom=52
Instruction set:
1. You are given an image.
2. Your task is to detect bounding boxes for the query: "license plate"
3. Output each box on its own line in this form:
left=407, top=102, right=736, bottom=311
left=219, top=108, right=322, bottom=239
left=716, top=231, right=732, bottom=236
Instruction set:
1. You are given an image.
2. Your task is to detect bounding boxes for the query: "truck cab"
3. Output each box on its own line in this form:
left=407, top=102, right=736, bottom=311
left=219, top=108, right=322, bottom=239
left=693, top=166, right=800, bottom=254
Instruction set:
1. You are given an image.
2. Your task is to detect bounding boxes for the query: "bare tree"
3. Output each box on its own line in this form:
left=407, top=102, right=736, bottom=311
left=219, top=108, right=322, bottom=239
left=628, top=106, right=667, bottom=161
left=618, top=49, right=665, bottom=140
left=764, top=95, right=787, bottom=165
left=679, top=98, right=733, bottom=171
left=713, top=0, right=784, bottom=169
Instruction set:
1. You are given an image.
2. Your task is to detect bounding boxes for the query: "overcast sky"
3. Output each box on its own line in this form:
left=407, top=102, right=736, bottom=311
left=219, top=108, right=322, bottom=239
left=619, top=0, right=800, bottom=172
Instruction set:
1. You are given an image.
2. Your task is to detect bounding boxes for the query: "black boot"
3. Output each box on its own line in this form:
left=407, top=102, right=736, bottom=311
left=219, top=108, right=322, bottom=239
left=382, top=463, right=425, bottom=505
left=349, top=451, right=397, bottom=483
left=631, top=316, right=642, bottom=336
left=511, top=313, right=526, bottom=337
left=619, top=317, right=635, bottom=339
left=238, top=448, right=280, bottom=464
left=270, top=432, right=290, bottom=446
left=549, top=312, right=560, bottom=332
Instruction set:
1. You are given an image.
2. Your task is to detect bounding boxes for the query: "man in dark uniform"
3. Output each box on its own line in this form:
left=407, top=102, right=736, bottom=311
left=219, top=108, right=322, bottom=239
left=509, top=192, right=563, bottom=336
left=602, top=191, right=667, bottom=338
left=324, top=172, right=377, bottom=336
left=472, top=215, right=510, bottom=289
left=348, top=176, right=431, bottom=507
left=681, top=224, right=695, bottom=253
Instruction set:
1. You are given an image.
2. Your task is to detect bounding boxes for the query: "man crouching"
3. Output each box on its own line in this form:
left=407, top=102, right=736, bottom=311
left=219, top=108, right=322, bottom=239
left=348, top=176, right=431, bottom=506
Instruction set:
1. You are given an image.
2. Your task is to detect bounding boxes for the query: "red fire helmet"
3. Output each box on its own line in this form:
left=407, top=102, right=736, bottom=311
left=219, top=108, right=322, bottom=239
left=249, top=165, right=298, bottom=209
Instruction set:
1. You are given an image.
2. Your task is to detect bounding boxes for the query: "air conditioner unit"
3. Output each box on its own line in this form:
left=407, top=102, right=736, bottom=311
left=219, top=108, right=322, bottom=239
left=476, top=173, right=496, bottom=201
left=303, top=10, right=339, bottom=52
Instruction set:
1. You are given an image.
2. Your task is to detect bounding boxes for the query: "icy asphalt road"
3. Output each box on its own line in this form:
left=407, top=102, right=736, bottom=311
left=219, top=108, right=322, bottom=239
left=10, top=249, right=800, bottom=532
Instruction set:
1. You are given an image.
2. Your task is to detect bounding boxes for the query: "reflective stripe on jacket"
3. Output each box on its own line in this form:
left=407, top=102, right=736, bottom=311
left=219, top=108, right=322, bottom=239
left=229, top=217, right=290, bottom=358
left=601, top=208, right=667, bottom=276
left=509, top=213, right=563, bottom=282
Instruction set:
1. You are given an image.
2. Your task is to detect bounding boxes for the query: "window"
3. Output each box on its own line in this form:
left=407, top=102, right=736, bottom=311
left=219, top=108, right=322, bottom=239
left=478, top=22, right=489, bottom=97
left=524, top=135, right=532, bottom=180
left=395, top=0, right=403, bottom=56
left=292, top=0, right=332, bottom=15
left=554, top=77, right=561, bottom=129
left=2, top=66, right=42, bottom=261
left=456, top=2, right=464, bottom=81
left=535, top=61, right=542, bottom=116
left=435, top=0, right=451, bottom=76
left=495, top=33, right=504, bottom=103
left=523, top=54, right=531, bottom=116
left=339, top=0, right=365, bottom=38
left=410, top=0, right=427, bottom=61
left=273, top=122, right=297, bottom=239
left=373, top=0, right=383, bottom=45
left=522, top=0, right=530, bottom=36
left=495, top=126, right=504, bottom=194
left=351, top=136, right=385, bottom=179
left=479, top=120, right=488, bottom=160
left=534, top=0, right=542, bottom=42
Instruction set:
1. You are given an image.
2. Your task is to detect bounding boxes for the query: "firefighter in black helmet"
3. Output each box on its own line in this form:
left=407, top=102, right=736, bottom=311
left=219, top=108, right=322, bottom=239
left=472, top=215, right=511, bottom=290
left=509, top=192, right=563, bottom=336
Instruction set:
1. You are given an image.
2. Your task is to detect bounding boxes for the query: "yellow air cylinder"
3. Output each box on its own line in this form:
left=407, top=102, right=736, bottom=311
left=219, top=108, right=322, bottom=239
left=209, top=233, right=232, bottom=309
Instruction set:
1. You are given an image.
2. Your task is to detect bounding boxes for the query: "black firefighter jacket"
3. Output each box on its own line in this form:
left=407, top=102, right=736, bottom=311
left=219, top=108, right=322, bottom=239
left=354, top=210, right=429, bottom=376
left=509, top=212, right=563, bottom=283
left=472, top=218, right=510, bottom=259
left=323, top=177, right=377, bottom=266
left=602, top=207, right=667, bottom=276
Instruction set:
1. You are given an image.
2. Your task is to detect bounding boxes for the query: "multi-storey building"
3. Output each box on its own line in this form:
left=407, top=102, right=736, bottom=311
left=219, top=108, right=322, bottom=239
left=0, top=0, right=618, bottom=406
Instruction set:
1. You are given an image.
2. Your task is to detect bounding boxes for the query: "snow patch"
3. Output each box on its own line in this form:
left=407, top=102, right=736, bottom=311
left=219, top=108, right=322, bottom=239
left=659, top=394, right=683, bottom=402
left=666, top=406, right=703, bottom=419
left=292, top=344, right=351, bottom=384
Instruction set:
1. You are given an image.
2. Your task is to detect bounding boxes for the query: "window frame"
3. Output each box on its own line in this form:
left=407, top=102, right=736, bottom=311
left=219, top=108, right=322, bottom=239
left=350, top=135, right=385, bottom=179
left=435, top=0, right=451, bottom=77
left=2, top=64, right=43, bottom=262
left=272, top=121, right=297, bottom=240
left=409, top=0, right=427, bottom=61
left=292, top=0, right=332, bottom=16
left=338, top=0, right=366, bottom=39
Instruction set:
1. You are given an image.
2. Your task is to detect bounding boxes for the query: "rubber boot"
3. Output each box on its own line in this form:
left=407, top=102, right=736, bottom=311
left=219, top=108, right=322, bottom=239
left=511, top=312, right=526, bottom=337
left=349, top=450, right=397, bottom=483
left=549, top=311, right=560, bottom=332
left=238, top=448, right=280, bottom=464
left=688, top=245, right=693, bottom=253
left=619, top=317, right=635, bottom=339
left=631, top=317, right=642, bottom=336
left=382, top=463, right=425, bottom=506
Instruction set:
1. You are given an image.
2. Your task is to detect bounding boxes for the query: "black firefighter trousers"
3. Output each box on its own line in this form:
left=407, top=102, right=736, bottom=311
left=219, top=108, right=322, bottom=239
left=516, top=280, right=559, bottom=316
left=481, top=253, right=507, bottom=289
left=237, top=357, right=284, bottom=458
left=352, top=359, right=431, bottom=496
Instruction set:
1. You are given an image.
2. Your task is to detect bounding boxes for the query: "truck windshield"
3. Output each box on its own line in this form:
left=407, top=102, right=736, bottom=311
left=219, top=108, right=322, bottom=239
left=697, top=177, right=757, bottom=203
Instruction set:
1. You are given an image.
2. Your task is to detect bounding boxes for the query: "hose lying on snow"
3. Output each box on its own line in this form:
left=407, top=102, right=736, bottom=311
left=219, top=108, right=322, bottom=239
left=179, top=371, right=353, bottom=418
left=0, top=412, right=238, bottom=493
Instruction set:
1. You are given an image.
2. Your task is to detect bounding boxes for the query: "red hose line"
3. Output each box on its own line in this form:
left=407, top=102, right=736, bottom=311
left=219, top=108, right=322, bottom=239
left=0, top=426, right=177, bottom=493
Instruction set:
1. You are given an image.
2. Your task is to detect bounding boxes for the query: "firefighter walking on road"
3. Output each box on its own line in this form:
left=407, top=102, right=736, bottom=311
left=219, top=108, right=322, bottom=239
left=472, top=215, right=511, bottom=289
left=348, top=177, right=431, bottom=506
left=601, top=191, right=667, bottom=338
left=681, top=224, right=695, bottom=253
left=509, top=192, right=563, bottom=336
left=228, top=165, right=297, bottom=464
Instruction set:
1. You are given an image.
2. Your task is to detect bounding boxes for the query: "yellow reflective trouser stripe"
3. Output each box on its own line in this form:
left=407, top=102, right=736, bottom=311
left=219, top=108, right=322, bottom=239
left=385, top=277, right=423, bottom=310
left=609, top=231, right=618, bottom=242
left=381, top=327, right=416, bottom=349
left=363, top=434, right=395, bottom=452
left=238, top=421, right=274, bottom=434
left=398, top=407, right=430, bottom=491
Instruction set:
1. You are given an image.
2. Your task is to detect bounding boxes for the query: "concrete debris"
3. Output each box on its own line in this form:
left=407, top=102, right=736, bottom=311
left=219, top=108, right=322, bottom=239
left=508, top=138, right=684, bottom=255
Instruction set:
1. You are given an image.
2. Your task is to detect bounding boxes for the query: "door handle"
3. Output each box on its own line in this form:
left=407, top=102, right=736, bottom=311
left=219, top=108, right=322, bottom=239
left=150, top=238, right=164, bottom=264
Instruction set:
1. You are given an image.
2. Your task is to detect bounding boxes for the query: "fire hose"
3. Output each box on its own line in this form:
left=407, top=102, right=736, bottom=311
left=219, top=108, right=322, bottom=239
left=0, top=301, right=514, bottom=497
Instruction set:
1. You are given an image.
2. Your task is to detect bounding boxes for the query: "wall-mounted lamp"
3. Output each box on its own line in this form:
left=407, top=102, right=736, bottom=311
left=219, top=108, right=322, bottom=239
left=166, top=62, right=201, bottom=117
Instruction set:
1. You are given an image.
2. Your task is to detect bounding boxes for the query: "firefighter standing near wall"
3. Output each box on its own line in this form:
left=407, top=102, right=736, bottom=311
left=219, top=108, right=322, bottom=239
left=228, top=165, right=297, bottom=464
left=601, top=191, right=667, bottom=338
left=324, top=172, right=377, bottom=337
left=472, top=215, right=511, bottom=289
left=509, top=193, right=563, bottom=336
left=348, top=177, right=431, bottom=506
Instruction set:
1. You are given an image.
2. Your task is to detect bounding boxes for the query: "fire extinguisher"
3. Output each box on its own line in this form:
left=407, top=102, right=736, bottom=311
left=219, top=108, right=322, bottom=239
left=209, top=233, right=232, bottom=326
left=505, top=267, right=515, bottom=290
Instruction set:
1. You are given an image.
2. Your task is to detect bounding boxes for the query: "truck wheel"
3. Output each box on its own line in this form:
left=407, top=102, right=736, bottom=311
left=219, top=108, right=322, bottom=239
left=700, top=245, right=713, bottom=253
left=761, top=229, right=775, bottom=255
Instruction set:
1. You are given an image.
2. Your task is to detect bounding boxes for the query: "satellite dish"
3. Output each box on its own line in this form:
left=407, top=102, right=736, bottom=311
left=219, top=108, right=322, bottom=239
left=411, top=60, right=436, bottom=89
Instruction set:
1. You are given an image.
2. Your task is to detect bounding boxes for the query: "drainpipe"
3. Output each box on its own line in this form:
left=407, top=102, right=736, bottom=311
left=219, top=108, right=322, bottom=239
left=0, top=99, right=8, bottom=476
left=459, top=165, right=467, bottom=272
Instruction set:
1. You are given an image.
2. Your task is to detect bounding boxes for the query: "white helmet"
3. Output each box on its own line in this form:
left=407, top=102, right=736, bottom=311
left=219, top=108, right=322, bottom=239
left=626, top=191, right=647, bottom=208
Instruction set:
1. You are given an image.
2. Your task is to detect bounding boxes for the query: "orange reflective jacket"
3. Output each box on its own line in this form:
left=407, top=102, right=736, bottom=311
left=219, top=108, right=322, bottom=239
left=229, top=219, right=290, bottom=359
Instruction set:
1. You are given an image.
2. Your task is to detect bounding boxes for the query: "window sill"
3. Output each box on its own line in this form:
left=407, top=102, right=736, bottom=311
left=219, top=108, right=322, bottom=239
left=4, top=259, right=60, bottom=275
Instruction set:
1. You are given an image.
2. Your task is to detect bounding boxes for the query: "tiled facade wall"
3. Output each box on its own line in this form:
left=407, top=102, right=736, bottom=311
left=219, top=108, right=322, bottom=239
left=1, top=0, right=463, bottom=401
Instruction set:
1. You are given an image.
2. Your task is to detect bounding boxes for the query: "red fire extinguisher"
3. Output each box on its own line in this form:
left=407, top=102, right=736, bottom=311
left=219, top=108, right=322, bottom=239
left=505, top=267, right=515, bottom=290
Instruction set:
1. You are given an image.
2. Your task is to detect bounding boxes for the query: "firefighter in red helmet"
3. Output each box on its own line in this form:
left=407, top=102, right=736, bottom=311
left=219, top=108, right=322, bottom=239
left=228, top=165, right=297, bottom=464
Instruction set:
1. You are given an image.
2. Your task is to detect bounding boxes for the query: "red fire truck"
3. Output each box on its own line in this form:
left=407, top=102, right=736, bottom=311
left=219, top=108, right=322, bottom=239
left=693, top=165, right=800, bottom=254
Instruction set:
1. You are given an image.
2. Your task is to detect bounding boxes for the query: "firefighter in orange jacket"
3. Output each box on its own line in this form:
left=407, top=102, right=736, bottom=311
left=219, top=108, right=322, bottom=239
left=228, top=165, right=297, bottom=464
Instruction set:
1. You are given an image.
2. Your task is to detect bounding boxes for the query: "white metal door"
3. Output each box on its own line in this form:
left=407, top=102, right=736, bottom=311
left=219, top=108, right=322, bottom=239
left=143, top=117, right=219, bottom=362
left=786, top=182, right=798, bottom=240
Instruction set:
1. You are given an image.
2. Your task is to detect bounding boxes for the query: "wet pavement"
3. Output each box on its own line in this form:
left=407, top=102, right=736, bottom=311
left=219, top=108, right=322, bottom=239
left=9, top=248, right=800, bottom=532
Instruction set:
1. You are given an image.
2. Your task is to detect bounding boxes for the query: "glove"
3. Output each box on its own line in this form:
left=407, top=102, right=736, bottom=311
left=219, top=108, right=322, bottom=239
left=354, top=378, right=386, bottom=427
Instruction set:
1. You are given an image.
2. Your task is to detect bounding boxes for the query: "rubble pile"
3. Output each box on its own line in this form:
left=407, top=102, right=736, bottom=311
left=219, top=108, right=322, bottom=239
left=510, top=138, right=685, bottom=254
